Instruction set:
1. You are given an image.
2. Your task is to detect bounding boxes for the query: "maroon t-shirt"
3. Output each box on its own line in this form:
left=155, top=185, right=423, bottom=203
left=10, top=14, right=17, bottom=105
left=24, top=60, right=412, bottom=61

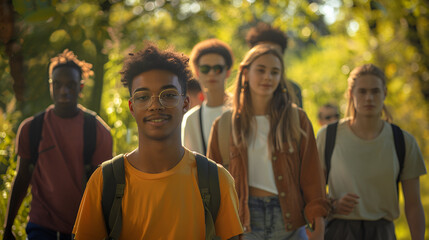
left=16, top=105, right=113, bottom=233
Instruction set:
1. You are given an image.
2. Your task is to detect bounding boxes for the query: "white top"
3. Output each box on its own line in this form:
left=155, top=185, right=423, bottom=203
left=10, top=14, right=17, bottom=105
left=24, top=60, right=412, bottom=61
left=317, top=119, right=426, bottom=221
left=181, top=102, right=227, bottom=155
left=248, top=116, right=278, bottom=195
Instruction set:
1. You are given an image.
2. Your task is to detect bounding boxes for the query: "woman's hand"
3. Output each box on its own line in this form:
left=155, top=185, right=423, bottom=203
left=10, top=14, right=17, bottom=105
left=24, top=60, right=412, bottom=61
left=308, top=217, right=324, bottom=240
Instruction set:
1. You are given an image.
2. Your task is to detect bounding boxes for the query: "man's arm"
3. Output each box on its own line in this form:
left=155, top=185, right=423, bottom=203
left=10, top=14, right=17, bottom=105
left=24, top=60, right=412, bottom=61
left=402, top=177, right=425, bottom=240
left=3, top=156, right=33, bottom=240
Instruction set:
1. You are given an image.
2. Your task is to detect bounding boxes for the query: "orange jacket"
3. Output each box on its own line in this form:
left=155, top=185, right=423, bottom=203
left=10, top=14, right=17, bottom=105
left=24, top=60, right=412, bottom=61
left=207, top=109, right=330, bottom=232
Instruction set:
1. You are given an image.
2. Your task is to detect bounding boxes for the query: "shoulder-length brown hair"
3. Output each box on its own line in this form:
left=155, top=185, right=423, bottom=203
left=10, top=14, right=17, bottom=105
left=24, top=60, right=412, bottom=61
left=232, top=44, right=304, bottom=153
left=345, top=64, right=392, bottom=122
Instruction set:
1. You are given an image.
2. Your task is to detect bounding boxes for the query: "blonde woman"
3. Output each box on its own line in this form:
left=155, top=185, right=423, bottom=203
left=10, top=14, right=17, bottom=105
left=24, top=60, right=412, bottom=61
left=207, top=45, right=329, bottom=240
left=317, top=64, right=426, bottom=239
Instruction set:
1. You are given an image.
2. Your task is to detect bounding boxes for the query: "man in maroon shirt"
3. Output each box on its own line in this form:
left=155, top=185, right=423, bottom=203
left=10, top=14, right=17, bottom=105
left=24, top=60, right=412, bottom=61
left=3, top=50, right=113, bottom=240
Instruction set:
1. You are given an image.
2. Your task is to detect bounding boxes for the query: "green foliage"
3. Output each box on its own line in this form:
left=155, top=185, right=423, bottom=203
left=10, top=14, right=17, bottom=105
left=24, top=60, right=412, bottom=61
left=0, top=102, right=31, bottom=240
left=1, top=0, right=428, bottom=239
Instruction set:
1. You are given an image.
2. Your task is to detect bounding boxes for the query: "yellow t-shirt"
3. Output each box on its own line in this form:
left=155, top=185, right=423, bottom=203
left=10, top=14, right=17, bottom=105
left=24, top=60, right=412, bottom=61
left=73, top=149, right=242, bottom=239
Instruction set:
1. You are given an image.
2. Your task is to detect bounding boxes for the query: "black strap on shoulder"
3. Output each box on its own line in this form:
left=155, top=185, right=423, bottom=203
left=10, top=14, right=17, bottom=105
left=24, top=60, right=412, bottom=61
left=29, top=111, right=46, bottom=168
left=101, top=154, right=125, bottom=240
left=195, top=152, right=220, bottom=239
left=324, top=121, right=338, bottom=184
left=198, top=106, right=207, bottom=155
left=29, top=109, right=97, bottom=190
left=101, top=153, right=220, bottom=240
left=391, top=123, right=405, bottom=192
left=82, top=111, right=97, bottom=190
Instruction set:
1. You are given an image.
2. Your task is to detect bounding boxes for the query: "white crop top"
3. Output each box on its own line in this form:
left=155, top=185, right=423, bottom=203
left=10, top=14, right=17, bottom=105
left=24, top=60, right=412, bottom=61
left=248, top=115, right=278, bottom=195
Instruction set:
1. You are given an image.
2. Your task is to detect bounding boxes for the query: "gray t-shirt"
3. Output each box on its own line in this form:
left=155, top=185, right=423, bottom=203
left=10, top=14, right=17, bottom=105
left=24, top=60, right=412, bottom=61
left=316, top=119, right=426, bottom=221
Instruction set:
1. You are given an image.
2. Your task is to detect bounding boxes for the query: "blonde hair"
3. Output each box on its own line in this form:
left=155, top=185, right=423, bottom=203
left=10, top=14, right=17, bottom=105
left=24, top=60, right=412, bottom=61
left=345, top=64, right=392, bottom=122
left=232, top=44, right=304, bottom=153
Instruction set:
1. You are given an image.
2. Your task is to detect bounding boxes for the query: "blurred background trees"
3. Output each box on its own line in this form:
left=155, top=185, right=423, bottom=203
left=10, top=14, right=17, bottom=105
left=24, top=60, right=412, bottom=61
left=0, top=0, right=428, bottom=239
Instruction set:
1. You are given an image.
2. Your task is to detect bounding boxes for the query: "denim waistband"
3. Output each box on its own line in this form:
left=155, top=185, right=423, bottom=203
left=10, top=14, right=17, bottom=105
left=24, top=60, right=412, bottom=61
left=248, top=195, right=280, bottom=206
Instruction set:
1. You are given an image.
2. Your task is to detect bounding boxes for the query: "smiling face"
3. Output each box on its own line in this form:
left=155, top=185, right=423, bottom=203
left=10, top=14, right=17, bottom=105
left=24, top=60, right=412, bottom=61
left=245, top=53, right=282, bottom=100
left=197, top=53, right=229, bottom=93
left=350, top=74, right=386, bottom=118
left=50, top=66, right=82, bottom=111
left=129, top=69, right=189, bottom=142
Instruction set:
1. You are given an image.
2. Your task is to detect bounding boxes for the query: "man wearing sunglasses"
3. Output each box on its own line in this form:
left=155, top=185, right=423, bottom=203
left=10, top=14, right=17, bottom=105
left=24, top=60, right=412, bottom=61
left=73, top=44, right=242, bottom=239
left=182, top=39, right=234, bottom=156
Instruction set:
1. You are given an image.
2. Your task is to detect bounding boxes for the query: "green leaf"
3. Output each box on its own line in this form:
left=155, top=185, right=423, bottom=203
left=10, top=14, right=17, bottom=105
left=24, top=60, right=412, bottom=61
left=24, top=7, right=57, bottom=22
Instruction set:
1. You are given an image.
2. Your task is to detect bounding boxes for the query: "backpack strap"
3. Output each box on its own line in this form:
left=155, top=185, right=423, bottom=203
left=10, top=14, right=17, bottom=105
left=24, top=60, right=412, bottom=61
left=82, top=111, right=97, bottom=191
left=28, top=111, right=46, bottom=172
left=198, top=106, right=207, bottom=155
left=101, top=153, right=220, bottom=240
left=101, top=154, right=125, bottom=240
left=324, top=121, right=338, bottom=184
left=217, top=111, right=232, bottom=169
left=195, top=153, right=220, bottom=240
left=391, top=123, right=405, bottom=193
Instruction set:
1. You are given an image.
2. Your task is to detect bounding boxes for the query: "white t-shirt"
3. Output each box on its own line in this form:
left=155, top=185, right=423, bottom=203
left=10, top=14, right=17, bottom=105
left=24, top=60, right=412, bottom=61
left=181, top=102, right=228, bottom=155
left=248, top=116, right=278, bottom=195
left=317, top=119, right=426, bottom=221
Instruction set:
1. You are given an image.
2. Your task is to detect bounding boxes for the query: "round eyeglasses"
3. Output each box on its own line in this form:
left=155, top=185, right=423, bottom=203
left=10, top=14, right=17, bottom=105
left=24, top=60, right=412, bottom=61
left=131, top=88, right=184, bottom=109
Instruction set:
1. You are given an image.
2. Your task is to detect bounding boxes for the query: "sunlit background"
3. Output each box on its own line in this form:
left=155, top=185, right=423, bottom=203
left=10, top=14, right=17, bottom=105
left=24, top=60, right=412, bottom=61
left=0, top=0, right=428, bottom=239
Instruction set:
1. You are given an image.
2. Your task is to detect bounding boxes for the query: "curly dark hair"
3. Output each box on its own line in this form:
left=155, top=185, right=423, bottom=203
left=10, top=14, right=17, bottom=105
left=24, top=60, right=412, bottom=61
left=189, top=38, right=234, bottom=75
left=49, top=49, right=93, bottom=82
left=121, top=43, right=192, bottom=96
left=245, top=22, right=288, bottom=54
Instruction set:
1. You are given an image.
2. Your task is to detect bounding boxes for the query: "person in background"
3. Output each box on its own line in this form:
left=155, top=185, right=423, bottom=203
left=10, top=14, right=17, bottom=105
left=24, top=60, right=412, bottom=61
left=187, top=78, right=204, bottom=109
left=208, top=44, right=329, bottom=240
left=245, top=22, right=303, bottom=108
left=317, top=64, right=426, bottom=239
left=317, top=103, right=340, bottom=127
left=73, top=44, right=243, bottom=239
left=3, top=49, right=113, bottom=240
left=182, top=38, right=234, bottom=155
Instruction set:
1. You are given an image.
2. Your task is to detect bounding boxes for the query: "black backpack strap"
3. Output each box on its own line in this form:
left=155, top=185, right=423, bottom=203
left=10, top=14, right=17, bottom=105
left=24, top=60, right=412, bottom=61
left=82, top=111, right=97, bottom=190
left=391, top=123, right=405, bottom=192
left=28, top=111, right=46, bottom=171
left=198, top=106, right=207, bottom=155
left=101, top=154, right=125, bottom=240
left=324, top=121, right=338, bottom=184
left=195, top=152, right=220, bottom=239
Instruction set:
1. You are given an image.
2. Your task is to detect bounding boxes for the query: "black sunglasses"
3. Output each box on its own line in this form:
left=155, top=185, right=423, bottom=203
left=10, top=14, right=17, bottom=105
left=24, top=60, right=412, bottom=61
left=198, top=65, right=225, bottom=74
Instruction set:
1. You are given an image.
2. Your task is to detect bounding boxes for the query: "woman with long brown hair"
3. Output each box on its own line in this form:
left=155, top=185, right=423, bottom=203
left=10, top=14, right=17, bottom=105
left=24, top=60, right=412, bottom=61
left=208, top=44, right=329, bottom=240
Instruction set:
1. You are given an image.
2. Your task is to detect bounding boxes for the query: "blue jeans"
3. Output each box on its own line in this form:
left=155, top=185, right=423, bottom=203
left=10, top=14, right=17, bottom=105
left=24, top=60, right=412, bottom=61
left=244, top=196, right=308, bottom=240
left=26, top=222, right=73, bottom=240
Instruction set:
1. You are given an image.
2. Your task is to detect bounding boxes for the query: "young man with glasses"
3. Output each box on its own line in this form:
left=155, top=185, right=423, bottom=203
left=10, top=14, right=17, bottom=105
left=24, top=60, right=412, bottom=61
left=72, top=44, right=243, bottom=239
left=181, top=38, right=234, bottom=155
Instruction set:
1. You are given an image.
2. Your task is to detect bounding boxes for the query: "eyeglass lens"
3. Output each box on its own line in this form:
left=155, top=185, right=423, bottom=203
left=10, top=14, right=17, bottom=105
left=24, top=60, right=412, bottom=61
left=133, top=89, right=181, bottom=109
